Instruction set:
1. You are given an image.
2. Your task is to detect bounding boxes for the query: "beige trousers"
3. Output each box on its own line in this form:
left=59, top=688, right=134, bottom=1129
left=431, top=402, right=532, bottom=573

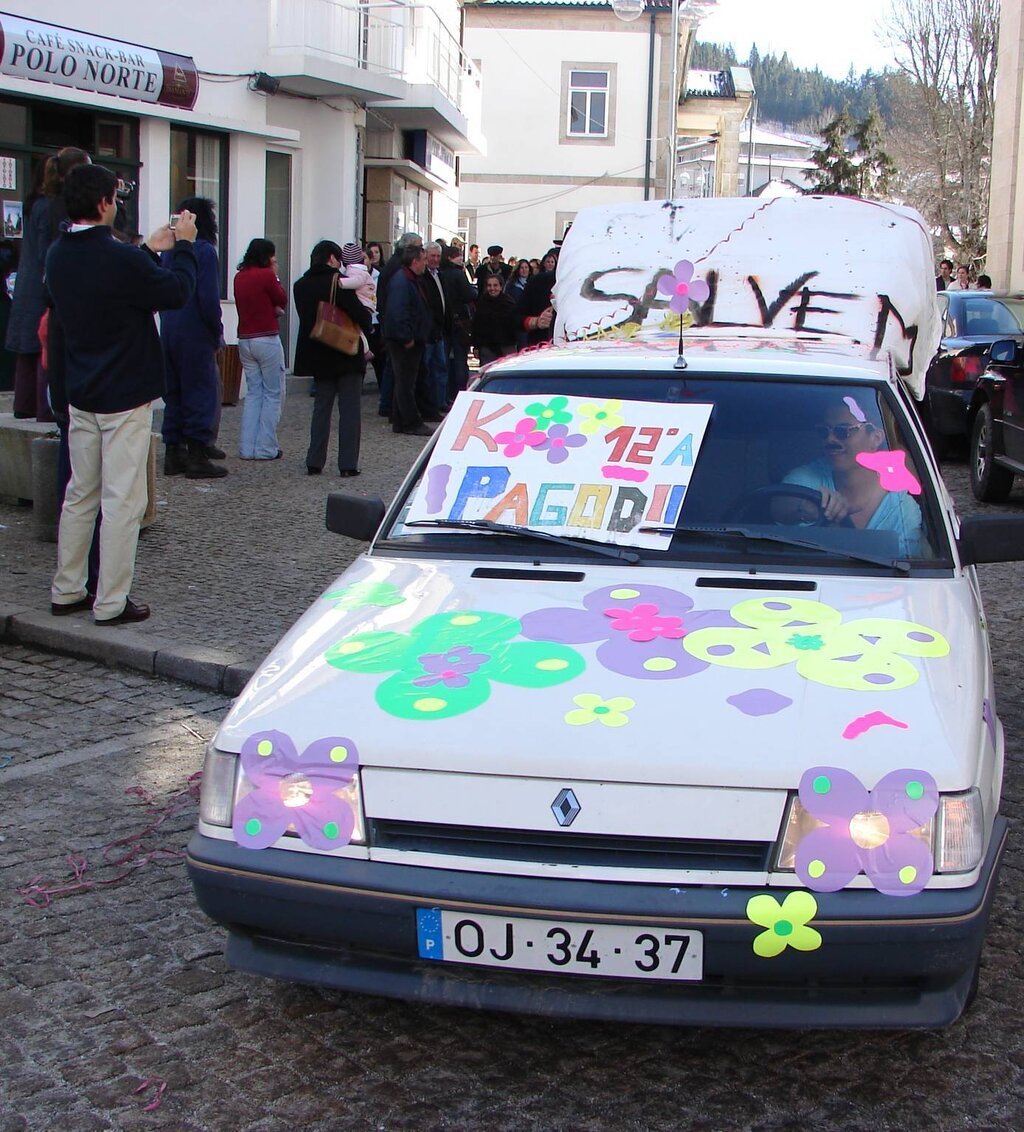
left=52, top=402, right=153, bottom=621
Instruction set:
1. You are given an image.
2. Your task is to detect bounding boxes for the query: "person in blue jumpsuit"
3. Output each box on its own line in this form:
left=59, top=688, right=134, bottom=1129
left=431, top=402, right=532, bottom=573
left=160, top=197, right=226, bottom=479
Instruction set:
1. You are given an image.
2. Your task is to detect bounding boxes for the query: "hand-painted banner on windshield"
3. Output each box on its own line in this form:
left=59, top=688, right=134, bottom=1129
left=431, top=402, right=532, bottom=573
left=405, top=391, right=713, bottom=550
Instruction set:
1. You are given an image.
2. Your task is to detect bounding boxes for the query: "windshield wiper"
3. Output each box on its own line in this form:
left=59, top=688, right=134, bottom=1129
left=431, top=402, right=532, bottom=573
left=406, top=519, right=641, bottom=564
left=639, top=523, right=911, bottom=573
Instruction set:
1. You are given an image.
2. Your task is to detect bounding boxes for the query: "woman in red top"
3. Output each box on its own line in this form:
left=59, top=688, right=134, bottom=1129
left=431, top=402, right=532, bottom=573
left=233, top=238, right=287, bottom=459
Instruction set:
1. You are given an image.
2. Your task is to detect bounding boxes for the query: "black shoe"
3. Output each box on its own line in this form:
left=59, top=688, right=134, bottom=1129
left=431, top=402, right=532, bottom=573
left=307, top=466, right=322, bottom=475
left=96, top=597, right=150, bottom=625
left=51, top=594, right=94, bottom=616
left=400, top=424, right=434, bottom=437
left=339, top=469, right=361, bottom=477
left=13, top=411, right=32, bottom=419
left=184, top=440, right=228, bottom=479
left=205, top=444, right=227, bottom=460
left=422, top=413, right=443, bottom=423
left=164, top=443, right=186, bottom=476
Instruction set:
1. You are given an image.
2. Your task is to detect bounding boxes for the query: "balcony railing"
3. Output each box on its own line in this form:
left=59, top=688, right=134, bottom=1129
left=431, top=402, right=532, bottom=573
left=268, top=0, right=481, bottom=126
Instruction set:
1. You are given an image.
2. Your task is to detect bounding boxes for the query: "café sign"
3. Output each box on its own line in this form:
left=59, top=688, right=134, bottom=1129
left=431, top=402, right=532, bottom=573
left=0, top=12, right=199, bottom=109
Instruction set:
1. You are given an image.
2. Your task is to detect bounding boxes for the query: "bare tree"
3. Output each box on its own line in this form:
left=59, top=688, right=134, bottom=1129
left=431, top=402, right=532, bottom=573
left=883, top=0, right=998, bottom=265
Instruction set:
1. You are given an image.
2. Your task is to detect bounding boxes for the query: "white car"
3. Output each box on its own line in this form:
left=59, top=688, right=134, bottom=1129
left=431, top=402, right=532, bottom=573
left=188, top=198, right=1022, bottom=1028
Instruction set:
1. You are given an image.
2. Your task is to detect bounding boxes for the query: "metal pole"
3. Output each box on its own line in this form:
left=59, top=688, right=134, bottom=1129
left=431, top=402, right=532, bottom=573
left=745, top=96, right=757, bottom=196
left=668, top=0, right=679, bottom=199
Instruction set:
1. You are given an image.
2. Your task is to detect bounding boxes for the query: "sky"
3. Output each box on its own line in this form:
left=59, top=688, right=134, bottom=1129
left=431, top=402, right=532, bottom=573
left=695, top=0, right=898, bottom=80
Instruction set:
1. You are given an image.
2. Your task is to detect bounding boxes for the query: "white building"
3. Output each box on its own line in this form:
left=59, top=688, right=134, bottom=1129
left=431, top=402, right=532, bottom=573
left=0, top=1, right=482, bottom=357
left=460, top=0, right=718, bottom=260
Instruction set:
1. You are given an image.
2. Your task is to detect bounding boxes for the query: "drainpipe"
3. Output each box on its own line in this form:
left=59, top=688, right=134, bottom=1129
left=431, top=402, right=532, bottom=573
left=644, top=8, right=655, bottom=199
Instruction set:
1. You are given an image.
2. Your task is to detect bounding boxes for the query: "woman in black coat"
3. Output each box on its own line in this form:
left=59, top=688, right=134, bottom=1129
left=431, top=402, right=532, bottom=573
left=471, top=274, right=518, bottom=365
left=293, top=240, right=372, bottom=476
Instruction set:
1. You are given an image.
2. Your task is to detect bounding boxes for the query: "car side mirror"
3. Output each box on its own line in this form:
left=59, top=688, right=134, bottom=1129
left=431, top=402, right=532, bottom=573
left=958, top=515, right=1024, bottom=564
left=326, top=492, right=386, bottom=541
left=989, top=339, right=1018, bottom=365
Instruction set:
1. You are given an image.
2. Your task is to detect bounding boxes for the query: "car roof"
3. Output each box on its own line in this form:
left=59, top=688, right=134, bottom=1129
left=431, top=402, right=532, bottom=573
left=480, top=332, right=894, bottom=384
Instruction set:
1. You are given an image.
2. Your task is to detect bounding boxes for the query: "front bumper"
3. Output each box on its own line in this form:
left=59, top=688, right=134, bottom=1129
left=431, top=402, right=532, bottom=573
left=187, top=817, right=1007, bottom=1030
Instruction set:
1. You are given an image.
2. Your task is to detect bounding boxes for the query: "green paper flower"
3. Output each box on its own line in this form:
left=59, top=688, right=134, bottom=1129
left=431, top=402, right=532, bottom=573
left=577, top=398, right=625, bottom=436
left=683, top=597, right=949, bottom=692
left=525, top=395, right=573, bottom=432
left=323, top=580, right=406, bottom=611
left=324, top=610, right=585, bottom=720
left=746, top=891, right=822, bottom=958
left=564, top=693, right=634, bottom=728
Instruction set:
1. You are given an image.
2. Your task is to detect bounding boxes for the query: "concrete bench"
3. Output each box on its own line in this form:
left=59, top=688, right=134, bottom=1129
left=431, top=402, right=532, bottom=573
left=0, top=413, right=158, bottom=541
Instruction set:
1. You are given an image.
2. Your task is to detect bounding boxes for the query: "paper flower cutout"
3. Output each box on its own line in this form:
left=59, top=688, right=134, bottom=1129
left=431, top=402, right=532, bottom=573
left=322, top=580, right=406, bottom=610
left=657, top=259, right=711, bottom=313
left=520, top=584, right=734, bottom=680
left=746, top=892, right=822, bottom=957
left=855, top=449, right=922, bottom=495
left=324, top=610, right=585, bottom=720
left=727, top=688, right=793, bottom=716
left=537, top=423, right=587, bottom=464
left=233, top=730, right=359, bottom=851
left=577, top=399, right=625, bottom=436
left=564, top=693, right=634, bottom=727
left=525, top=396, right=572, bottom=432
left=795, top=766, right=938, bottom=895
left=494, top=417, right=546, bottom=457
left=683, top=597, right=949, bottom=692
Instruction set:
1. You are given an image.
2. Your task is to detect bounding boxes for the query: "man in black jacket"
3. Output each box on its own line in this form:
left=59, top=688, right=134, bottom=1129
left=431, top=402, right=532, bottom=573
left=47, top=163, right=198, bottom=625
left=381, top=244, right=434, bottom=436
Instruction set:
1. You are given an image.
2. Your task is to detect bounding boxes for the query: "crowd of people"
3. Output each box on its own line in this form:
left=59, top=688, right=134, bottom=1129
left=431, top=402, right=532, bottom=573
left=935, top=258, right=992, bottom=291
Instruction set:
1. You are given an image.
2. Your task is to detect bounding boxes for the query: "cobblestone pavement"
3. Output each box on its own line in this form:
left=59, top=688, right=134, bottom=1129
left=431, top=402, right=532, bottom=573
left=3, top=393, right=1024, bottom=1129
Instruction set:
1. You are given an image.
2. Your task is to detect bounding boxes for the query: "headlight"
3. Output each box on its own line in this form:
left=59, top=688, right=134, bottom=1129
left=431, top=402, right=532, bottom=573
left=232, top=759, right=368, bottom=847
left=775, top=788, right=984, bottom=876
left=199, top=744, right=239, bottom=827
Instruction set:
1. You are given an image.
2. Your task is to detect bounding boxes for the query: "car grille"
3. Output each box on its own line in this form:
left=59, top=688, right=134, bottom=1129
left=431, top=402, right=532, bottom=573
left=368, top=819, right=772, bottom=871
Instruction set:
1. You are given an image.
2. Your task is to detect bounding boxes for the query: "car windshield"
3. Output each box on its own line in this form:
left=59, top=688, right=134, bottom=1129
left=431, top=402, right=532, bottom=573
left=381, top=372, right=950, bottom=572
left=950, top=295, right=1024, bottom=337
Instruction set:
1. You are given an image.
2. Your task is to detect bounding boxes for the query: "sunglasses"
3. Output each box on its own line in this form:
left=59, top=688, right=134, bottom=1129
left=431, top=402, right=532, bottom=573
left=813, top=423, right=868, bottom=440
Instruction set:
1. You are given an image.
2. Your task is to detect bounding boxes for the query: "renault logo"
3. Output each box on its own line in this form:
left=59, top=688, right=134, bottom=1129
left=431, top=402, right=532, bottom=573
left=551, top=788, right=581, bottom=827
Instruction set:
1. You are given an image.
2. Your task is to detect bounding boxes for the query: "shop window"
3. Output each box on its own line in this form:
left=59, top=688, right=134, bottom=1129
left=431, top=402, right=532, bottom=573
left=170, top=126, right=229, bottom=296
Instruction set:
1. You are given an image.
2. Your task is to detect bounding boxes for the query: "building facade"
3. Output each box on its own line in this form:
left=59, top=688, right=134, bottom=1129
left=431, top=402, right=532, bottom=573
left=986, top=0, right=1024, bottom=289
left=0, top=1, right=481, bottom=358
left=460, top=0, right=715, bottom=260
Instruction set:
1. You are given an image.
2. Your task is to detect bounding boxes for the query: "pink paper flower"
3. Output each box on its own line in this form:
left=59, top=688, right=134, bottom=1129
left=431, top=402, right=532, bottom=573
left=494, top=417, right=546, bottom=457
left=856, top=450, right=922, bottom=495
left=657, top=259, right=711, bottom=314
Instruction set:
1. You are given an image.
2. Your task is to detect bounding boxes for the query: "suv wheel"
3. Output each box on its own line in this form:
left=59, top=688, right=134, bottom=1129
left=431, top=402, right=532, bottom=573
left=970, top=403, right=1014, bottom=502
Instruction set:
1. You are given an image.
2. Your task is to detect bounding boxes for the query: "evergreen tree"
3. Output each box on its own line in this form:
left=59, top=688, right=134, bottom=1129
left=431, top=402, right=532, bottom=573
left=806, top=110, right=897, bottom=199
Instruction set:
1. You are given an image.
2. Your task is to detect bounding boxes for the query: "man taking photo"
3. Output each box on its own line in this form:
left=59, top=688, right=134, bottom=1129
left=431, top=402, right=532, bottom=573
left=47, top=163, right=198, bottom=625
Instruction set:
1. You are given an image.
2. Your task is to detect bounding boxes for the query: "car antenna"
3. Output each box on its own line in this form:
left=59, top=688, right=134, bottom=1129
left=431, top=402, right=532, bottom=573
left=674, top=313, right=688, bottom=369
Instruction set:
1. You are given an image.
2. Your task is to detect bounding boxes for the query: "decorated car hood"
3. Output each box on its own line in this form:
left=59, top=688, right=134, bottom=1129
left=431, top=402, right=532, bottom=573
left=218, top=556, right=989, bottom=790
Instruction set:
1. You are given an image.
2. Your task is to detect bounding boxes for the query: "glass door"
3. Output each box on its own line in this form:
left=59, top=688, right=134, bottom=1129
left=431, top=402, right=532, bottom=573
left=265, top=151, right=292, bottom=360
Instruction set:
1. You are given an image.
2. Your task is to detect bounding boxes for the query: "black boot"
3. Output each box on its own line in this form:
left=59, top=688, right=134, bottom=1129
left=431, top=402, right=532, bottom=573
left=205, top=443, right=226, bottom=460
left=164, top=443, right=186, bottom=476
left=184, top=439, right=228, bottom=479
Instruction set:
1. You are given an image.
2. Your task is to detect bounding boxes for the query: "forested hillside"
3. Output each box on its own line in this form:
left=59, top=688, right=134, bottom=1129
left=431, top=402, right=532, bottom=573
left=690, top=42, right=898, bottom=130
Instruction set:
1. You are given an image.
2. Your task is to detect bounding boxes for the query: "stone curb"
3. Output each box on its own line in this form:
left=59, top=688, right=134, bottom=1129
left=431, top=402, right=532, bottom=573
left=0, top=603, right=256, bottom=695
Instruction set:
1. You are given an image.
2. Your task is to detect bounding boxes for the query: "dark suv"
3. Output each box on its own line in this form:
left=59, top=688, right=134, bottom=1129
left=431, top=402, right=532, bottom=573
left=969, top=337, right=1024, bottom=501
left=923, top=292, right=1024, bottom=456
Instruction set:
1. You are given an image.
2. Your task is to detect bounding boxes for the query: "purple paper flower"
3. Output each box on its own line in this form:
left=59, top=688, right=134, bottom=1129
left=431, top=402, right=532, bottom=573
left=537, top=424, right=587, bottom=464
left=795, top=766, right=938, bottom=896
left=494, top=417, right=546, bottom=457
left=232, top=730, right=359, bottom=852
left=656, top=259, right=711, bottom=314
left=520, top=583, right=734, bottom=680
left=412, top=645, right=490, bottom=688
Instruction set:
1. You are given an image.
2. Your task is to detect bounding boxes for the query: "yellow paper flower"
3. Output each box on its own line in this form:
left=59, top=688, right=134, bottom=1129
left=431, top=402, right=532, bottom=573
left=577, top=399, right=625, bottom=436
left=746, top=891, right=822, bottom=958
left=564, top=693, right=634, bottom=727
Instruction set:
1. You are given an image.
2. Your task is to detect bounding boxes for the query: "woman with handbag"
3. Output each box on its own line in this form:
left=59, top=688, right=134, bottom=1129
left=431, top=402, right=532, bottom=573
left=293, top=240, right=372, bottom=476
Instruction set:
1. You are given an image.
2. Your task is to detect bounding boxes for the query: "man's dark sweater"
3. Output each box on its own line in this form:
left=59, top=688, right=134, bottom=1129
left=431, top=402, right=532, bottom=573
left=45, top=225, right=197, bottom=414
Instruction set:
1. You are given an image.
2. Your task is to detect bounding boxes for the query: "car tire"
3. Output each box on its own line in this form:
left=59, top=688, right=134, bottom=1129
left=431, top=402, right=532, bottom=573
left=970, top=403, right=1014, bottom=502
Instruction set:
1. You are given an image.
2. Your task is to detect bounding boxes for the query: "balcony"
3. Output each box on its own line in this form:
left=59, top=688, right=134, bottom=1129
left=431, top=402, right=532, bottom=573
left=369, top=4, right=484, bottom=153
left=267, top=0, right=408, bottom=101
left=265, top=2, right=482, bottom=150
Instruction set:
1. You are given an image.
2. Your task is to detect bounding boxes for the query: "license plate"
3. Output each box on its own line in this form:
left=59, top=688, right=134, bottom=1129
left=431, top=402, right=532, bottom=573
left=416, top=909, right=703, bottom=981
